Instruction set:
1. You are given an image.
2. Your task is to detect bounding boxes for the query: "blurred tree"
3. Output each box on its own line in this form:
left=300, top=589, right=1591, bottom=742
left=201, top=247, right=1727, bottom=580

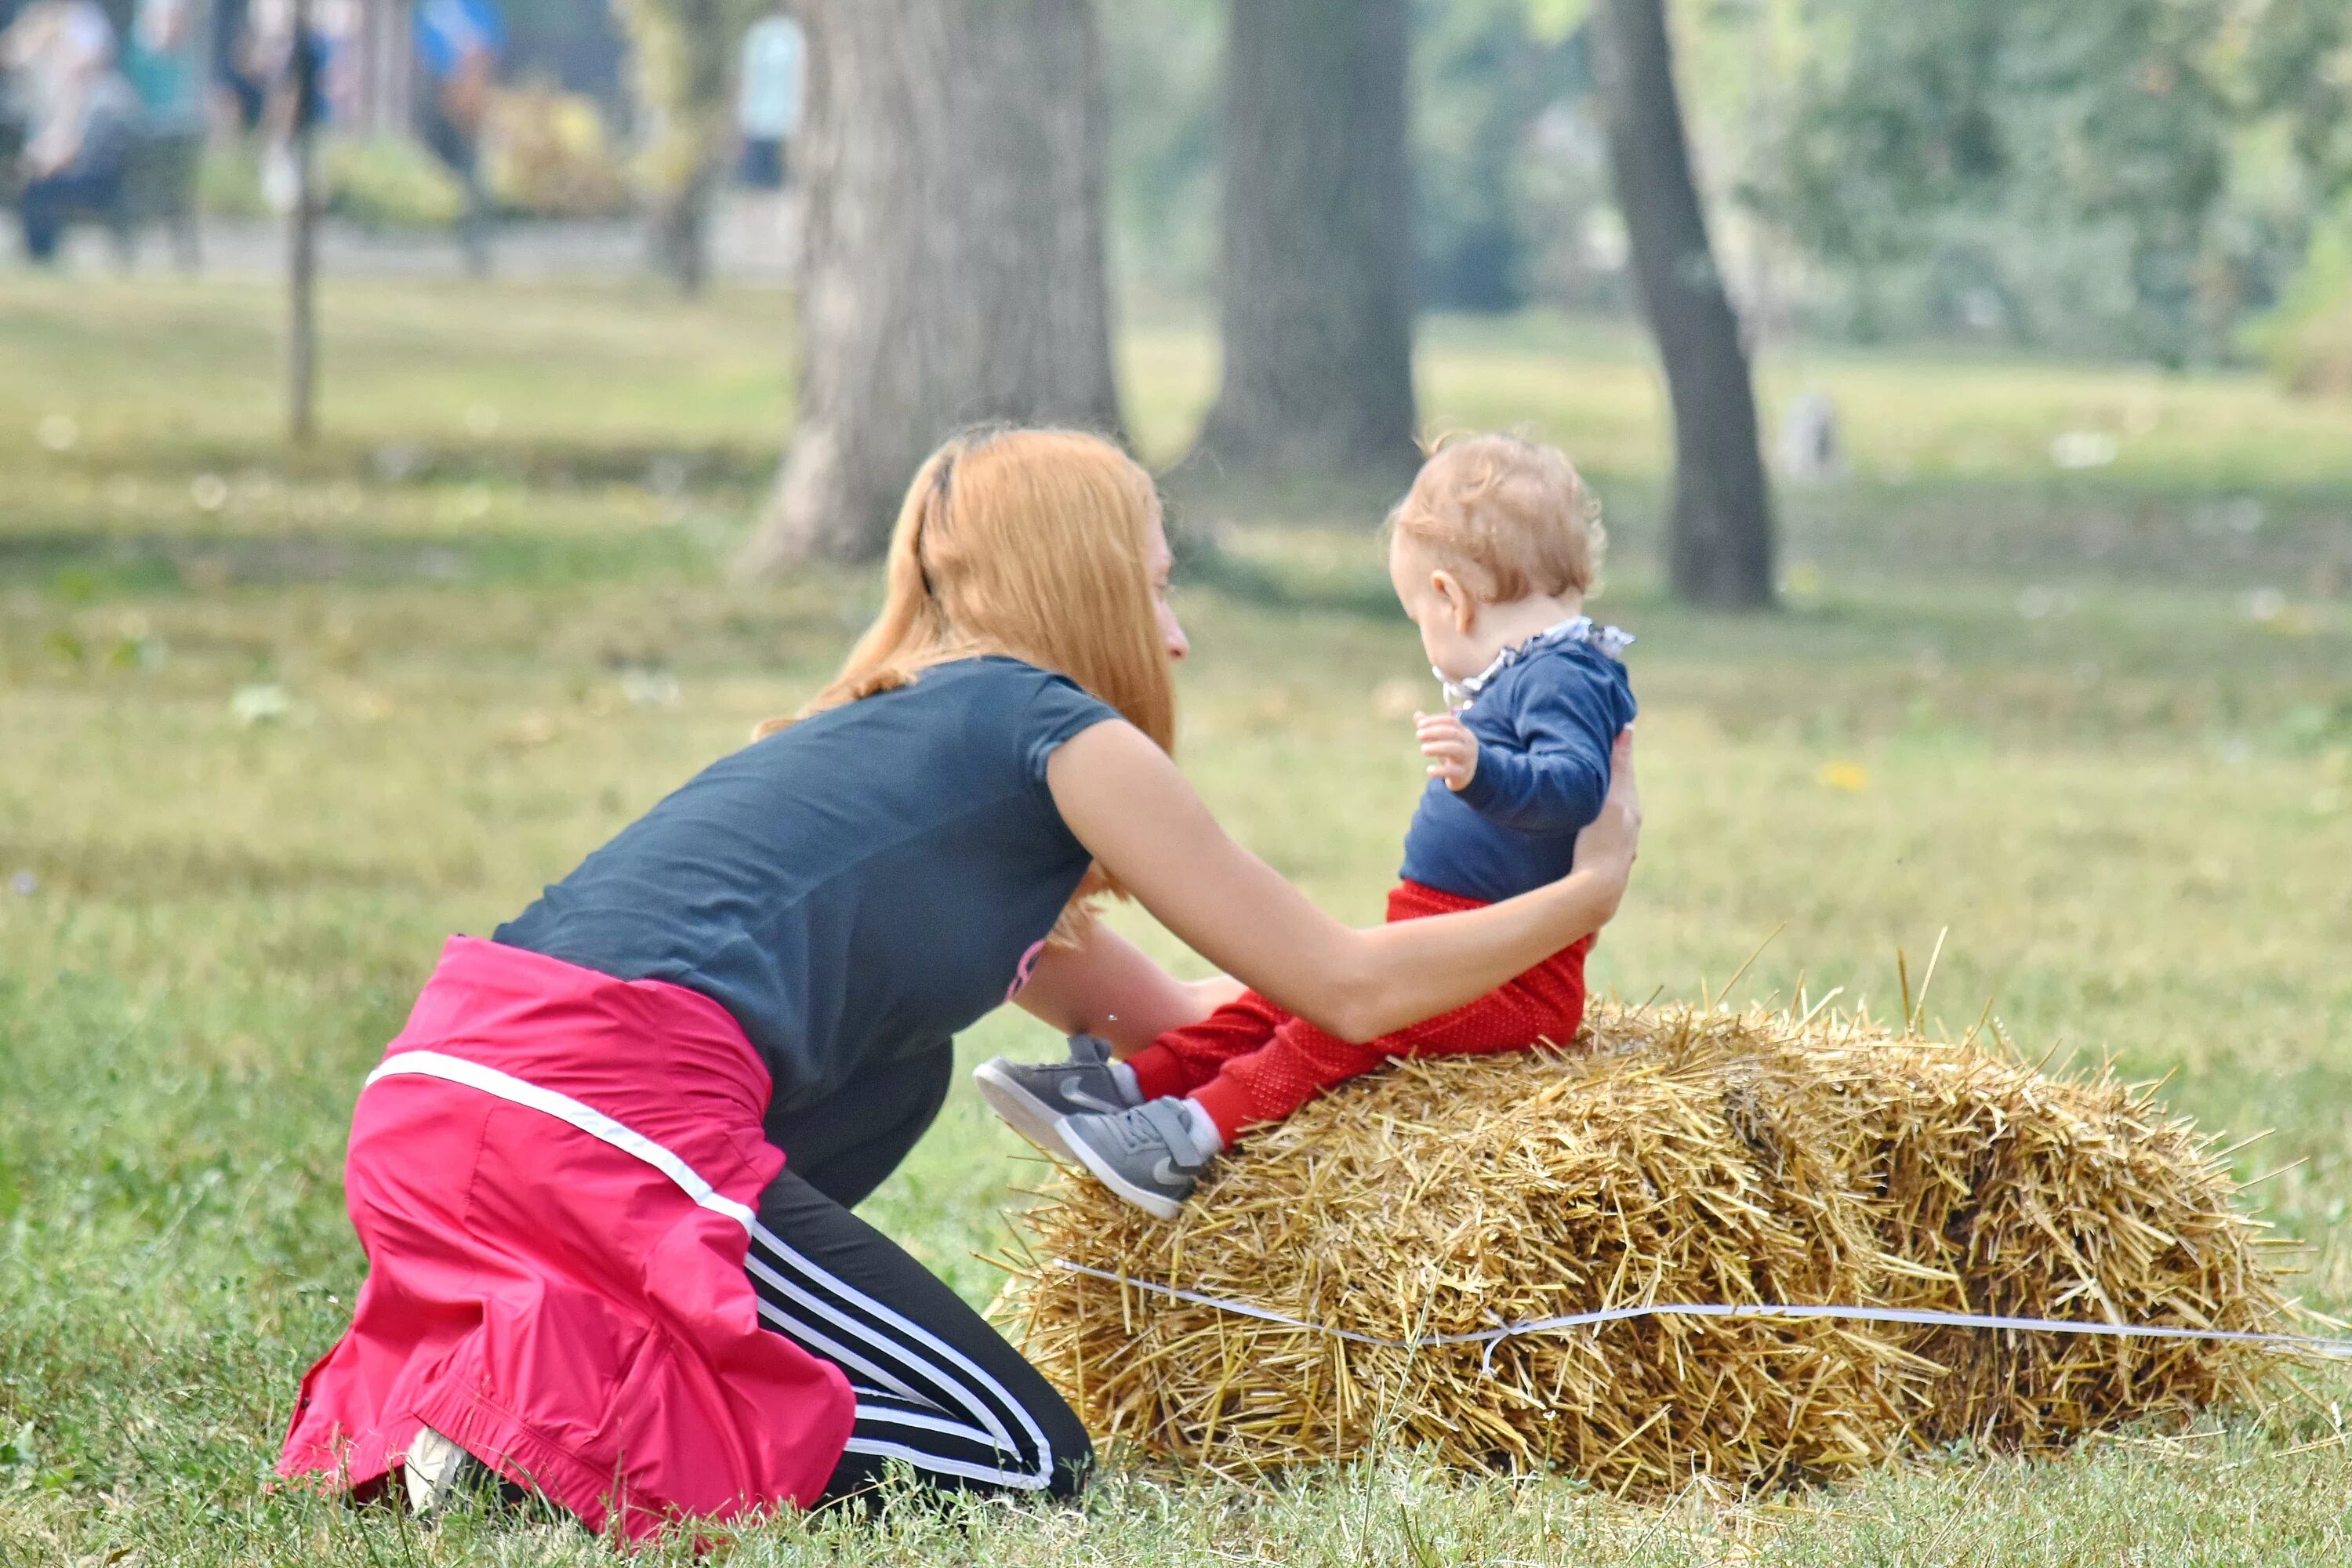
left=1100, top=0, right=1222, bottom=296
left=2245, top=1, right=2352, bottom=397
left=615, top=0, right=743, bottom=294
left=1413, top=0, right=1584, bottom=311
left=1097, top=0, right=2341, bottom=363
left=2256, top=198, right=2352, bottom=397
left=1757, top=0, right=2266, bottom=365
left=1592, top=0, right=1773, bottom=609
left=1098, top=0, right=1606, bottom=314
left=1189, top=0, right=1419, bottom=480
left=2241, top=0, right=2352, bottom=199
left=737, top=0, right=1121, bottom=572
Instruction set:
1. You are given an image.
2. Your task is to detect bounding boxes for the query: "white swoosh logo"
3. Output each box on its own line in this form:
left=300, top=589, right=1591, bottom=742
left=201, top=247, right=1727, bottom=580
left=1151, top=1159, right=1186, bottom=1187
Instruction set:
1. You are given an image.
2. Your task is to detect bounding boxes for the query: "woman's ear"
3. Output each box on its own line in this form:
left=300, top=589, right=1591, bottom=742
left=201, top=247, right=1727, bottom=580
left=1431, top=569, right=1477, bottom=633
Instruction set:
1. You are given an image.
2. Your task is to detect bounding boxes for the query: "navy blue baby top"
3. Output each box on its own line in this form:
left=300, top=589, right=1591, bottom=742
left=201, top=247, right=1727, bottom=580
left=493, top=657, right=1116, bottom=1116
left=1398, top=621, right=1637, bottom=904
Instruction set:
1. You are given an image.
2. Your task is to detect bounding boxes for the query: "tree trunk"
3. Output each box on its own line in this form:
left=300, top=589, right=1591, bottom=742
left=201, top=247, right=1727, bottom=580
left=620, top=0, right=732, bottom=296
left=659, top=0, right=728, bottom=296
left=1592, top=0, right=1775, bottom=609
left=652, top=180, right=714, bottom=296
left=1188, top=0, right=1417, bottom=481
left=736, top=0, right=1122, bottom=572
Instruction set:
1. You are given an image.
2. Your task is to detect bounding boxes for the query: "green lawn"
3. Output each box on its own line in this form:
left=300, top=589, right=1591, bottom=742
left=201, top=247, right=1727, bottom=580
left=3, top=275, right=2351, bottom=1564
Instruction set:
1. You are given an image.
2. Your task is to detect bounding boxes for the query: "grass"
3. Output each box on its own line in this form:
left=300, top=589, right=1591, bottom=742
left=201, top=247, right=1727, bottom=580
left=2, top=274, right=2350, bottom=1563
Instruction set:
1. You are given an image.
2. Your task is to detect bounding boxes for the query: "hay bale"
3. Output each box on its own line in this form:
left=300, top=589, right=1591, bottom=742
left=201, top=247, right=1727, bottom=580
left=1001, top=1002, right=2297, bottom=1493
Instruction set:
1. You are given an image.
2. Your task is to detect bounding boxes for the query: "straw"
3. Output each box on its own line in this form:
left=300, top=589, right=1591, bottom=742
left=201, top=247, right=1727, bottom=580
left=996, top=1000, right=2299, bottom=1494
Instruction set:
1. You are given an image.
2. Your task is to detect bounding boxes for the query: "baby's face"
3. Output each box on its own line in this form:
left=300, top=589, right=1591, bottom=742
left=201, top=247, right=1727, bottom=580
left=1388, top=532, right=1489, bottom=684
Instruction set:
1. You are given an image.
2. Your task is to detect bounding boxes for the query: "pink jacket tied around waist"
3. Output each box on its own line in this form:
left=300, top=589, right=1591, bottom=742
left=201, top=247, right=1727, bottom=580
left=278, top=936, right=855, bottom=1541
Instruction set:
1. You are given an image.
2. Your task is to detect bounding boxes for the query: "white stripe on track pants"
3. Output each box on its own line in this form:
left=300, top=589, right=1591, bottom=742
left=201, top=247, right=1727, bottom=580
left=745, top=1164, right=1092, bottom=1501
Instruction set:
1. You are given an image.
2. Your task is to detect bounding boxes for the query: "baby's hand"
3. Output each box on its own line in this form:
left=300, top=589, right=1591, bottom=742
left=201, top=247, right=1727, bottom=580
left=1415, top=711, right=1479, bottom=792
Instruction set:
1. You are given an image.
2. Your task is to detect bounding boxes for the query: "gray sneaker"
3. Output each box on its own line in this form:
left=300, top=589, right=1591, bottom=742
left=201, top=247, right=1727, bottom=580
left=1055, top=1099, right=1214, bottom=1220
left=974, top=1034, right=1138, bottom=1158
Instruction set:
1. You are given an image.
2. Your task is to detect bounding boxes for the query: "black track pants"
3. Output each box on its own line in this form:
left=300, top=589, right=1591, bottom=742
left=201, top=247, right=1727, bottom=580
left=754, top=1046, right=1091, bottom=1502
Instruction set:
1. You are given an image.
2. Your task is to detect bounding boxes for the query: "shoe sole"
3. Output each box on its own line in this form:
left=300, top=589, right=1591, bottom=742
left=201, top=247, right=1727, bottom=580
left=972, top=1060, right=1079, bottom=1160
left=1054, top=1113, right=1185, bottom=1221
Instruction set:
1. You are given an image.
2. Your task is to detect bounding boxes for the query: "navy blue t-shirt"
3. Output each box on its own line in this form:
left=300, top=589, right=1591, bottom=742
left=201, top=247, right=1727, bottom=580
left=493, top=657, right=1116, bottom=1118
left=1397, top=629, right=1637, bottom=903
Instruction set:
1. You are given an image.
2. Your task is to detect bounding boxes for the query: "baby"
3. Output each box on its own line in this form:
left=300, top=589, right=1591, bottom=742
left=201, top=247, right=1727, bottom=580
left=975, top=434, right=1637, bottom=1218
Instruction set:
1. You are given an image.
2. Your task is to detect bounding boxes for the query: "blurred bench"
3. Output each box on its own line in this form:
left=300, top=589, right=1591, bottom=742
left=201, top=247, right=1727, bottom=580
left=2, top=122, right=203, bottom=271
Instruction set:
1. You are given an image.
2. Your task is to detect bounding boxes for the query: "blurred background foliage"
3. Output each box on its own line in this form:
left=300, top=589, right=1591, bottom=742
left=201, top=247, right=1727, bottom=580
left=160, top=0, right=2352, bottom=390
left=1101, top=0, right=2352, bottom=384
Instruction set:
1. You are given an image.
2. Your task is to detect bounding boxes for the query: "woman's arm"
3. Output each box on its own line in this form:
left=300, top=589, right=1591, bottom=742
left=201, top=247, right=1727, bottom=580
left=1014, top=924, right=1244, bottom=1056
left=1046, top=722, right=1639, bottom=1045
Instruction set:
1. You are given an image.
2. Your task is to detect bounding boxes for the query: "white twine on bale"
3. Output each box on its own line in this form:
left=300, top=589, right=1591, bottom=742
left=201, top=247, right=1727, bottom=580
left=1052, top=1261, right=2352, bottom=1375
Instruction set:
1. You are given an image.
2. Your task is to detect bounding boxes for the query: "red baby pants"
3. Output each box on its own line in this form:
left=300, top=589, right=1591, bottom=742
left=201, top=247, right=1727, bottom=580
left=1124, top=880, right=1593, bottom=1143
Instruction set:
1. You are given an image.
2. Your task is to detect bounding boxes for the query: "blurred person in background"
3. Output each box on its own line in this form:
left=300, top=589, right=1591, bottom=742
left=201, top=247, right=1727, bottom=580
left=211, top=0, right=266, bottom=130
left=247, top=0, right=334, bottom=216
left=735, top=0, right=799, bottom=192
left=125, top=0, right=205, bottom=136
left=2, top=0, right=136, bottom=264
left=123, top=0, right=208, bottom=267
left=414, top=0, right=502, bottom=274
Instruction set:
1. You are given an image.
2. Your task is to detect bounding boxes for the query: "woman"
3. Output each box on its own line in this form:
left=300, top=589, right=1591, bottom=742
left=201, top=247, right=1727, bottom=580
left=279, top=427, right=1641, bottom=1539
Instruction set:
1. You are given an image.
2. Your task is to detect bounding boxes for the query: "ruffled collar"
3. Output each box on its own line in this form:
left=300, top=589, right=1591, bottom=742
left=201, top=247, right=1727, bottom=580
left=1439, top=614, right=1633, bottom=712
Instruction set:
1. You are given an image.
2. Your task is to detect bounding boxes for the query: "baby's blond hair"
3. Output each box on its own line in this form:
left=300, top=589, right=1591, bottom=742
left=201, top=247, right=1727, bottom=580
left=1388, top=433, right=1604, bottom=602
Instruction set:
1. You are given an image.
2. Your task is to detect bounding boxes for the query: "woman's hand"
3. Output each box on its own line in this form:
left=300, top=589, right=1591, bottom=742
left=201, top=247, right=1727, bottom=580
left=1571, top=728, right=1641, bottom=890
